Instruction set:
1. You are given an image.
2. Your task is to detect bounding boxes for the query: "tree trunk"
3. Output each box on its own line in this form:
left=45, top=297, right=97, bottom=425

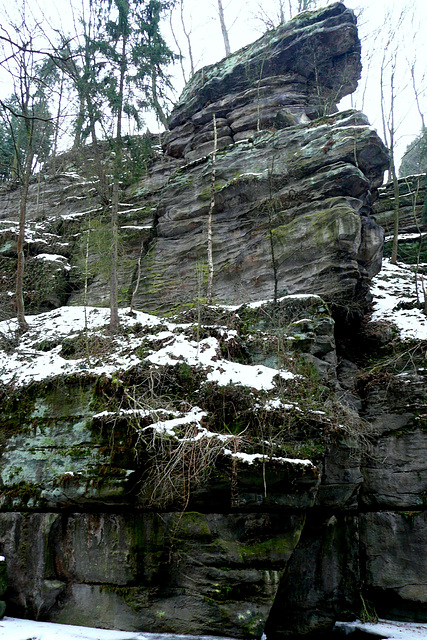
left=217, top=0, right=231, bottom=57
left=16, top=129, right=33, bottom=332
left=206, top=115, right=217, bottom=305
left=390, top=156, right=400, bottom=264
left=180, top=0, right=195, bottom=77
left=151, top=68, right=169, bottom=130
left=109, top=30, right=127, bottom=334
left=72, top=90, right=86, bottom=149
left=52, top=73, right=64, bottom=158
left=388, top=64, right=399, bottom=265
left=109, top=179, right=120, bottom=333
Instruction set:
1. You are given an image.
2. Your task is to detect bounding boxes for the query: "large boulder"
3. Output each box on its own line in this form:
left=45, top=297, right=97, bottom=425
left=165, top=3, right=362, bottom=159
left=135, top=110, right=388, bottom=313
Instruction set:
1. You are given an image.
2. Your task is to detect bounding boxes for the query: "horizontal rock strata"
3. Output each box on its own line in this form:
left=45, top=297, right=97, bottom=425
left=165, top=3, right=362, bottom=161
left=136, top=110, right=388, bottom=313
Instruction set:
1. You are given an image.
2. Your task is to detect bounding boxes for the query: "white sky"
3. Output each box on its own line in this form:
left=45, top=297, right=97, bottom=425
left=0, top=0, right=425, bottom=168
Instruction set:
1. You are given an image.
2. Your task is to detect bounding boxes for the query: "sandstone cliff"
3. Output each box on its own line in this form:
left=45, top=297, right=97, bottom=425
left=0, top=2, right=388, bottom=318
left=0, top=4, right=426, bottom=640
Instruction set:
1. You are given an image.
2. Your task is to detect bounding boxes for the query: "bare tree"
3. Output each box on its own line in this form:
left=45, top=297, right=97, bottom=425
left=0, top=16, right=53, bottom=332
left=206, top=115, right=217, bottom=304
left=378, top=6, right=415, bottom=265
left=217, top=0, right=231, bottom=57
left=180, top=0, right=195, bottom=78
left=253, top=0, right=318, bottom=29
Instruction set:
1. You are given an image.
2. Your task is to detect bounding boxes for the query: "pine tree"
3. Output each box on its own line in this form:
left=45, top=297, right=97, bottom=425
left=89, top=0, right=176, bottom=331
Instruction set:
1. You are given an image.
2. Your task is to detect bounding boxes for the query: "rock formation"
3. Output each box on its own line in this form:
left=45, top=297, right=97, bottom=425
left=0, top=2, right=388, bottom=318
left=1, top=3, right=426, bottom=639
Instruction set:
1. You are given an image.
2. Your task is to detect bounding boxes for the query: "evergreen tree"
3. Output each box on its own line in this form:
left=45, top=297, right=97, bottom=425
left=89, top=0, right=176, bottom=331
left=0, top=93, right=53, bottom=183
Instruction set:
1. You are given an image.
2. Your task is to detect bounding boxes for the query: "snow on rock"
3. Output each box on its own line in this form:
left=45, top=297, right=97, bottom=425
left=0, top=304, right=314, bottom=469
left=335, top=619, right=427, bottom=639
left=144, top=407, right=207, bottom=436
left=0, top=305, right=296, bottom=392
left=146, top=334, right=296, bottom=391
left=0, top=616, right=235, bottom=640
left=222, top=449, right=314, bottom=467
left=33, top=254, right=72, bottom=271
left=0, top=306, right=163, bottom=387
left=371, top=258, right=427, bottom=340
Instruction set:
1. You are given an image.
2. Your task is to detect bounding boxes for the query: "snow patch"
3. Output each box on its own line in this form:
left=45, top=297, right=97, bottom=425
left=371, top=259, right=427, bottom=340
left=222, top=449, right=313, bottom=467
left=335, top=619, right=427, bottom=639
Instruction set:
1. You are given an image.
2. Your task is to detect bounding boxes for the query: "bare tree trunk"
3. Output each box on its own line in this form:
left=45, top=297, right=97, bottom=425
left=169, top=7, right=187, bottom=83
left=206, top=114, right=217, bottom=305
left=151, top=68, right=169, bottom=130
left=388, top=61, right=399, bottom=265
left=110, top=178, right=120, bottom=332
left=16, top=130, right=33, bottom=332
left=180, top=0, right=195, bottom=77
left=109, top=33, right=127, bottom=334
left=410, top=63, right=425, bottom=130
left=72, top=90, right=86, bottom=149
left=52, top=72, right=64, bottom=158
left=217, top=0, right=231, bottom=57
left=390, top=156, right=400, bottom=265
left=267, top=158, right=278, bottom=303
left=130, top=240, right=144, bottom=313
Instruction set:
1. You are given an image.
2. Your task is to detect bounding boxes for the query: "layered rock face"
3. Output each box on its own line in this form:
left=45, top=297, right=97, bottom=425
left=0, top=297, right=360, bottom=638
left=164, top=3, right=362, bottom=160
left=373, top=174, right=426, bottom=236
left=0, top=3, right=388, bottom=318
left=372, top=173, right=427, bottom=263
left=139, top=109, right=387, bottom=314
left=139, top=2, right=387, bottom=313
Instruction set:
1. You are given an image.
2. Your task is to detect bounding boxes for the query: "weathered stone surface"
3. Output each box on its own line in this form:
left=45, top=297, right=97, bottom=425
left=0, top=8, right=387, bottom=320
left=372, top=173, right=427, bottom=267
left=136, top=110, right=388, bottom=313
left=0, top=510, right=306, bottom=636
left=167, top=3, right=361, bottom=142
left=361, top=428, right=427, bottom=508
left=358, top=370, right=427, bottom=508
left=0, top=556, right=6, bottom=619
left=265, top=514, right=359, bottom=638
left=0, top=294, right=366, bottom=636
left=316, top=440, right=363, bottom=509
left=1, top=4, right=426, bottom=638
left=0, top=151, right=181, bottom=316
left=361, top=511, right=427, bottom=621
left=0, top=512, right=65, bottom=619
left=372, top=173, right=426, bottom=237
left=0, top=379, right=136, bottom=509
